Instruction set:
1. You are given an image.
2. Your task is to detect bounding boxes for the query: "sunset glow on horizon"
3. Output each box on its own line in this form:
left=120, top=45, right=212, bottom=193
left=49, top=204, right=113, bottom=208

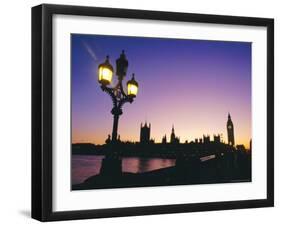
left=71, top=34, right=252, bottom=148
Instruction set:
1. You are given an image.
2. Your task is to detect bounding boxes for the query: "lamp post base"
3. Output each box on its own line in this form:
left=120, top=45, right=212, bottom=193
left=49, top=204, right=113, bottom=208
left=100, top=155, right=122, bottom=177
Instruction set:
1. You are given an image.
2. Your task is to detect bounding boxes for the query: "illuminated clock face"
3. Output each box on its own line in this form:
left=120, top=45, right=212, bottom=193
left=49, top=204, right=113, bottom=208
left=228, top=125, right=232, bottom=129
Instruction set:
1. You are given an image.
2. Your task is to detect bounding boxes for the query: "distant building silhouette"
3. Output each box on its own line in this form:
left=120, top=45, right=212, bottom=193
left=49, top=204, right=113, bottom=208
left=213, top=134, right=221, bottom=143
left=227, top=113, right=235, bottom=146
left=250, top=139, right=252, bottom=151
left=140, top=122, right=151, bottom=144
left=203, top=135, right=210, bottom=143
left=236, top=144, right=246, bottom=151
left=170, top=125, right=180, bottom=144
left=105, top=134, right=111, bottom=144
left=162, top=135, right=167, bottom=144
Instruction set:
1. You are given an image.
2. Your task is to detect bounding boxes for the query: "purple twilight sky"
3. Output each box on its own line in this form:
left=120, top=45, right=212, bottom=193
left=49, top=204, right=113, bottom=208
left=71, top=34, right=251, bottom=147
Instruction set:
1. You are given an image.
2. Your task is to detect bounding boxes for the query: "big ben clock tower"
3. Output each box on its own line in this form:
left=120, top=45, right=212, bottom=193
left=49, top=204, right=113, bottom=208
left=227, top=113, right=235, bottom=146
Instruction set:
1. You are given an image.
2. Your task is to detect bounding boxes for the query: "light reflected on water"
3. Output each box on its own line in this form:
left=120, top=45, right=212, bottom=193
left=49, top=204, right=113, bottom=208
left=72, top=155, right=176, bottom=185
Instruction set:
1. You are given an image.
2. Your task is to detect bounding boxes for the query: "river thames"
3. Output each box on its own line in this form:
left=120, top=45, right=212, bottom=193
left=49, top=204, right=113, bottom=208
left=72, top=155, right=176, bottom=185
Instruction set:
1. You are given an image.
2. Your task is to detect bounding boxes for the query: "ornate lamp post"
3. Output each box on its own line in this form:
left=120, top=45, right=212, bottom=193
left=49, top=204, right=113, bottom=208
left=97, top=50, right=139, bottom=176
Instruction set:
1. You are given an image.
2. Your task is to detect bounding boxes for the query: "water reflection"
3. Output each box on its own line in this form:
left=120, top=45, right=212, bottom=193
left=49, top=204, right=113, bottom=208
left=72, top=155, right=176, bottom=184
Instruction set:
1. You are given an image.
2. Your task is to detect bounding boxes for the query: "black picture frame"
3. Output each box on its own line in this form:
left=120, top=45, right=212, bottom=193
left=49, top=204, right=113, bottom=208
left=32, top=4, right=274, bottom=222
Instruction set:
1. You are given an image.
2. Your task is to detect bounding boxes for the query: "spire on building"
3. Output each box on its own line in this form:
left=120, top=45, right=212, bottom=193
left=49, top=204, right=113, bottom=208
left=170, top=124, right=179, bottom=144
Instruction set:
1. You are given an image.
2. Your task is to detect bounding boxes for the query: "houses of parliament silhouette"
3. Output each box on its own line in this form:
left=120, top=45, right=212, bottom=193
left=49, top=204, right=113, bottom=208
left=73, top=112, right=249, bottom=157
left=140, top=113, right=238, bottom=147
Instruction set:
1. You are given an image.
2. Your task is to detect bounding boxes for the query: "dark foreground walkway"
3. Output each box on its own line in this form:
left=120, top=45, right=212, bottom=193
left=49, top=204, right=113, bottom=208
left=72, top=155, right=251, bottom=190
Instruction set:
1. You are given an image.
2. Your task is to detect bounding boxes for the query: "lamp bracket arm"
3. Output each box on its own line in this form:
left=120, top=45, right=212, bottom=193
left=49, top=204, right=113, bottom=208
left=101, top=85, right=118, bottom=108
left=117, top=96, right=133, bottom=109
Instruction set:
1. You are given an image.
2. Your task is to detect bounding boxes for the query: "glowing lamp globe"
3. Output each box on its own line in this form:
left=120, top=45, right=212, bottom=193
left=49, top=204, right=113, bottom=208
left=98, top=56, right=113, bottom=86
left=127, top=73, right=138, bottom=98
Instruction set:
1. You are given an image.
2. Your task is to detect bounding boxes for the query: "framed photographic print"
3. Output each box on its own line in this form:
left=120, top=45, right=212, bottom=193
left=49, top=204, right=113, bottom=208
left=32, top=4, right=274, bottom=221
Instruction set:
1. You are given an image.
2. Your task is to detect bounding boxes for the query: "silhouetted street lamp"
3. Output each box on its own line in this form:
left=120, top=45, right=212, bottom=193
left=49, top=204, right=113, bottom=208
left=98, top=50, right=138, bottom=142
left=98, top=50, right=138, bottom=175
